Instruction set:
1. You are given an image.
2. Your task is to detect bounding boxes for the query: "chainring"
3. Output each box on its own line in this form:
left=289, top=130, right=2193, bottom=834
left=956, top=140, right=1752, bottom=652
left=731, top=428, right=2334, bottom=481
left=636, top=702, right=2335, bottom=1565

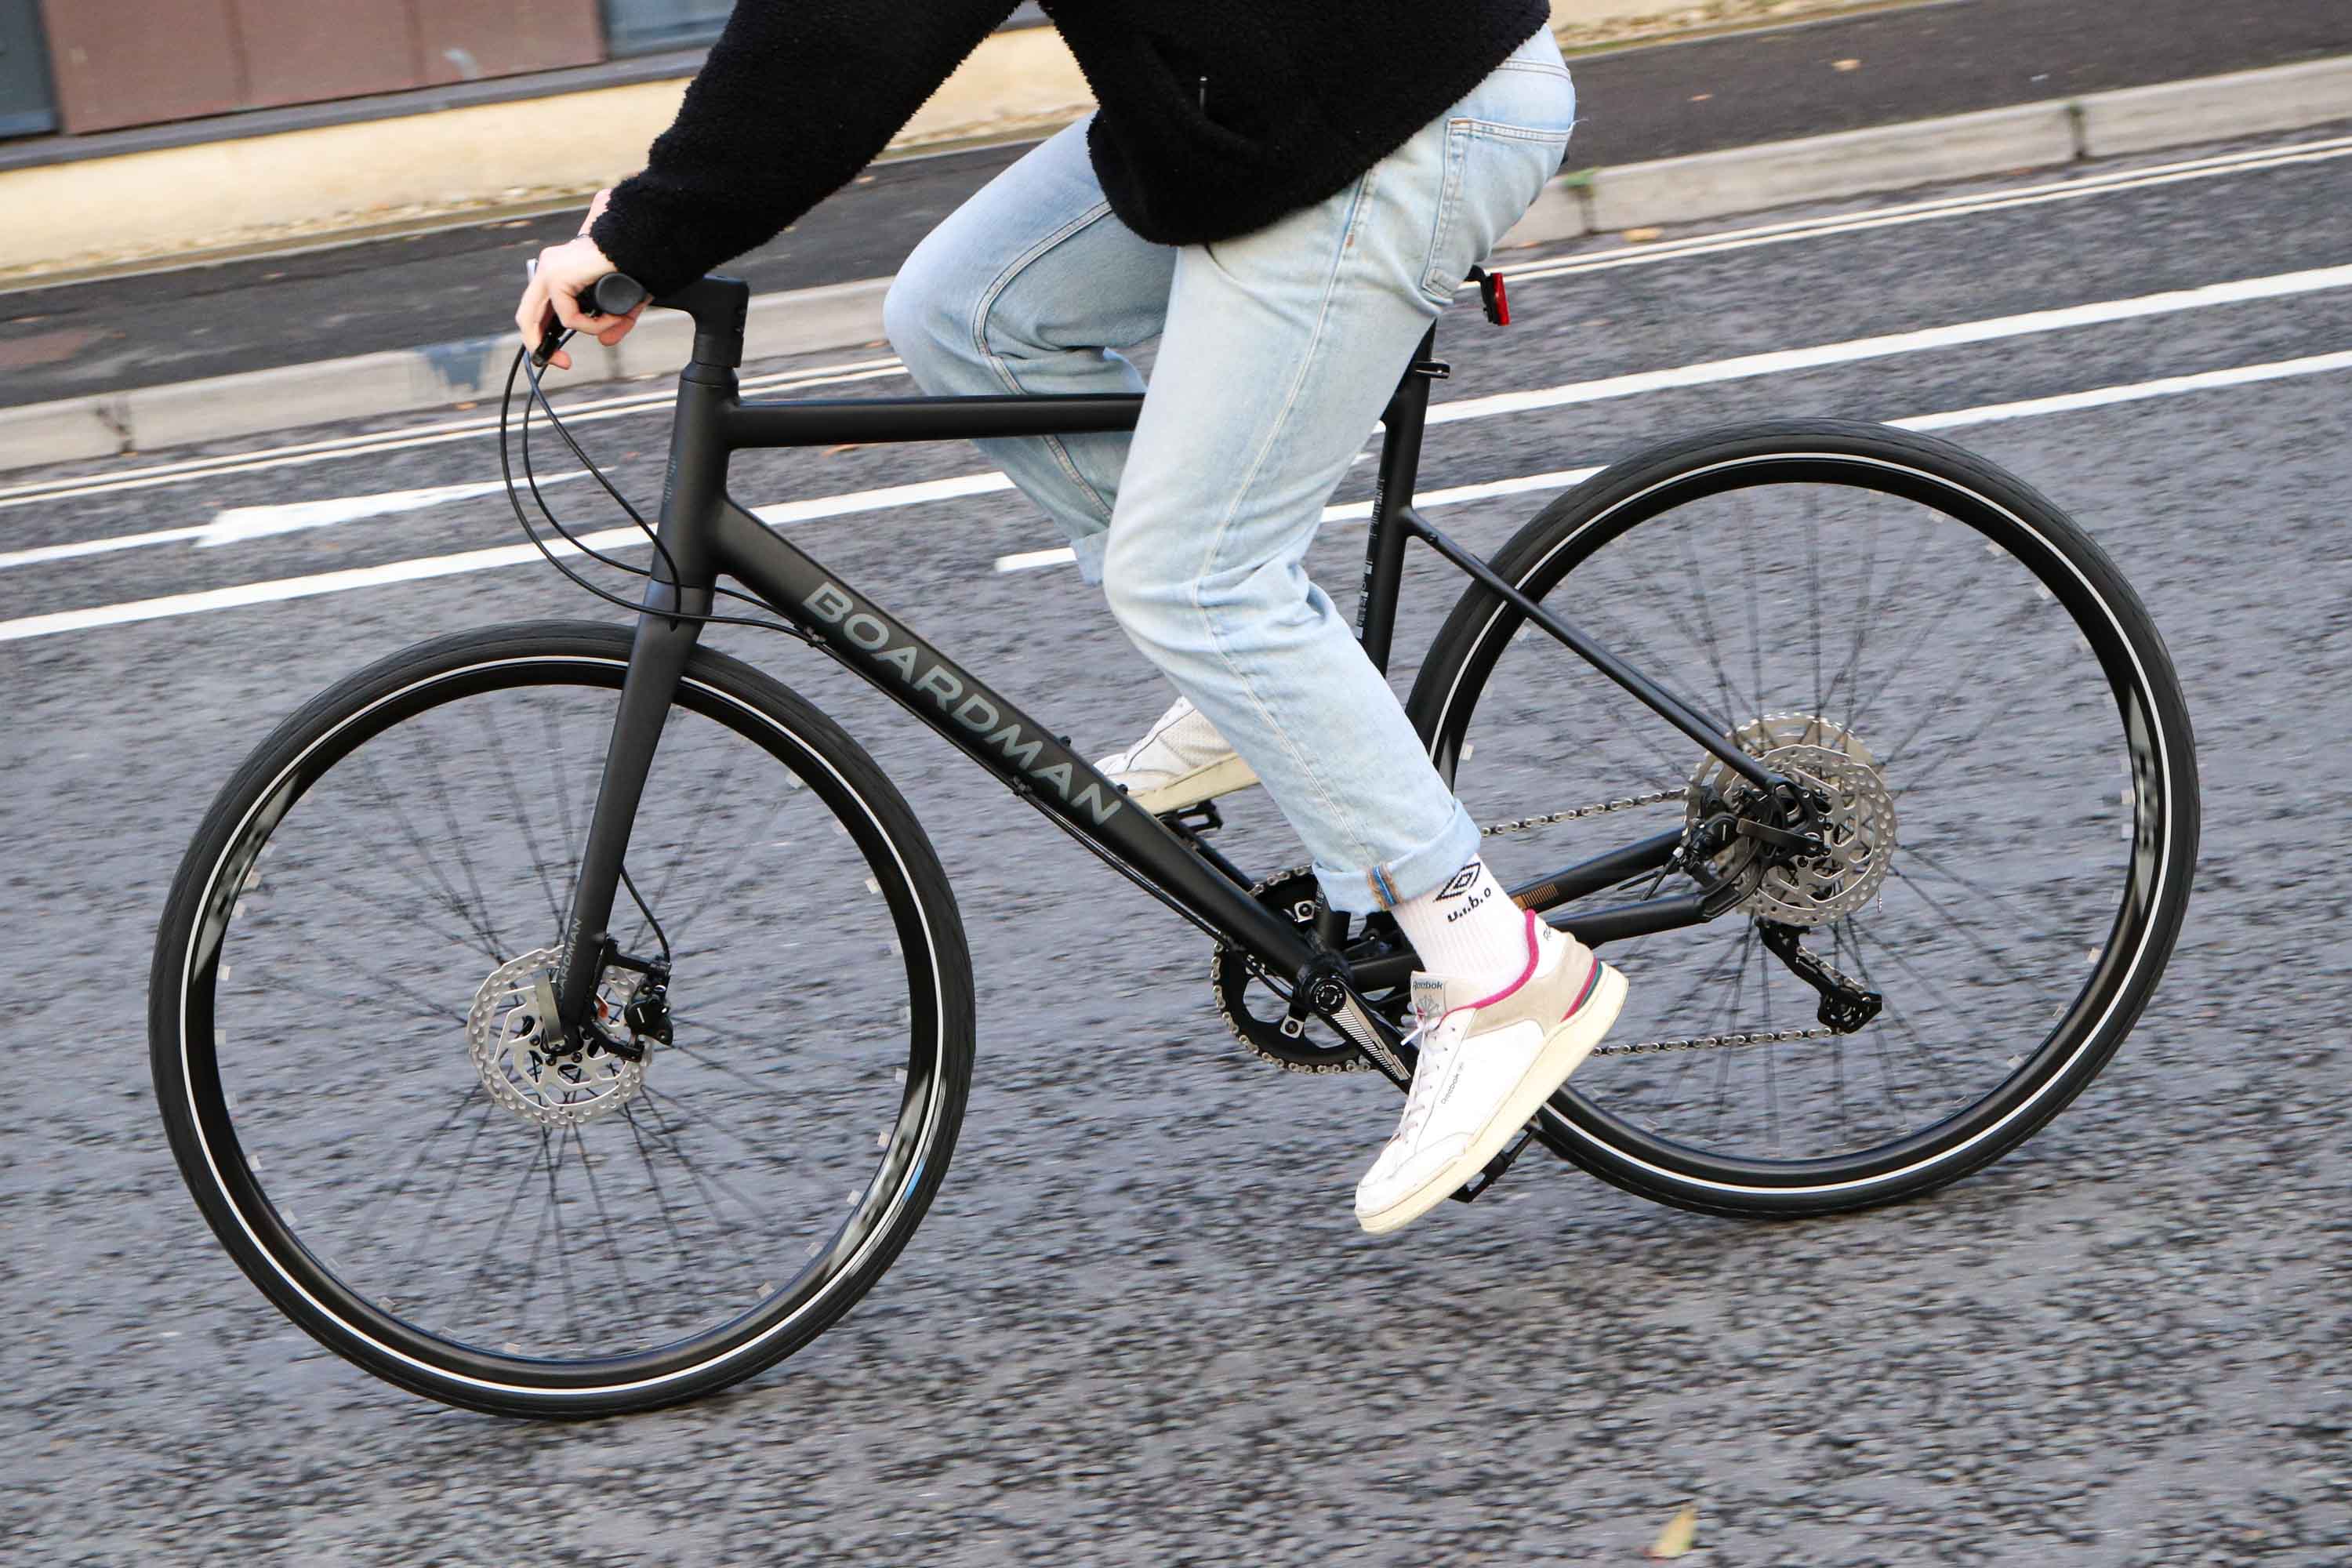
left=1209, top=868, right=1411, bottom=1073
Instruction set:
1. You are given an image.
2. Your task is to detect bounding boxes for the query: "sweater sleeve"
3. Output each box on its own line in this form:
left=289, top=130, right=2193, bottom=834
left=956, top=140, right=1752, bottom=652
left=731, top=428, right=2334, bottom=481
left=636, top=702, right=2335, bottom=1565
left=591, top=0, right=1022, bottom=297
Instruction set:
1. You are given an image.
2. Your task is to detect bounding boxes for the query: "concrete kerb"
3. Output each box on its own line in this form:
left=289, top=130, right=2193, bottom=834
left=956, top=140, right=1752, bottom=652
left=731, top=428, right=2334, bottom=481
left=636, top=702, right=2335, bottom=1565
left=2078, top=55, right=2352, bottom=158
left=1581, top=100, right=2081, bottom=234
left=4, top=56, right=2348, bottom=474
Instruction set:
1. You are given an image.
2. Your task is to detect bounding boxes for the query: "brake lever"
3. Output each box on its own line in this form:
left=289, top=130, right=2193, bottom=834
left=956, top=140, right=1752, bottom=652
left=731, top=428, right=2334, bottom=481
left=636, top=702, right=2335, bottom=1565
left=524, top=259, right=573, bottom=369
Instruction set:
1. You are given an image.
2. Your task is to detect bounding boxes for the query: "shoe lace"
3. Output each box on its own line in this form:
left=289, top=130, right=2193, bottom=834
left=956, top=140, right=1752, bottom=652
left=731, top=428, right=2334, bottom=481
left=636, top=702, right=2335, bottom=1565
left=1392, top=1003, right=1458, bottom=1145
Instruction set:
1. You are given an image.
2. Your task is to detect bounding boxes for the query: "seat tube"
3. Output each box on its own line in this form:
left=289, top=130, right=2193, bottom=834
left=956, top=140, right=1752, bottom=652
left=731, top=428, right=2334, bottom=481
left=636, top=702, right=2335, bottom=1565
left=1355, top=324, right=1437, bottom=673
left=554, top=361, right=732, bottom=1022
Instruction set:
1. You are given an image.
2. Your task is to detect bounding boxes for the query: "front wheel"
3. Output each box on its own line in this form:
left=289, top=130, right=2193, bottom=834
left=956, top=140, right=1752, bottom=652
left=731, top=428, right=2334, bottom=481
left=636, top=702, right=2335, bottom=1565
left=149, top=621, right=975, bottom=1415
left=1410, top=421, right=2198, bottom=1218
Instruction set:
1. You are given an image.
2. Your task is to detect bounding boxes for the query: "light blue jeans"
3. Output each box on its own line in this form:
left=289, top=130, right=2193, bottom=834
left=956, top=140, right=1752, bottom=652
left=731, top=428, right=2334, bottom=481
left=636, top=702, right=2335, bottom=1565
left=885, top=27, right=1577, bottom=915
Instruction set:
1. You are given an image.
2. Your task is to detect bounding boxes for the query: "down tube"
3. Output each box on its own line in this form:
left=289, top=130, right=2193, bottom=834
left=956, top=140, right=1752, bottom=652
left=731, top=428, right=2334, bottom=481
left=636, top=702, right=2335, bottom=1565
left=712, top=502, right=1314, bottom=978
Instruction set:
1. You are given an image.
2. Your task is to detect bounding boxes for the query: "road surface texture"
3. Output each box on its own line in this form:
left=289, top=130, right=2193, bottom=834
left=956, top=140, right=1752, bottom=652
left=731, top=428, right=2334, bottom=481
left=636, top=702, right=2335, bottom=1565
left=5, top=132, right=2350, bottom=1563
left=1, top=0, right=2345, bottom=405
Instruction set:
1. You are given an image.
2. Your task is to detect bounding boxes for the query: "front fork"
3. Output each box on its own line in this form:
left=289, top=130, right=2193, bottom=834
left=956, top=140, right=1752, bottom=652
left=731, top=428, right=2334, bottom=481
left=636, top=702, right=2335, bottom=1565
left=550, top=354, right=739, bottom=1031
left=553, top=601, right=706, bottom=1031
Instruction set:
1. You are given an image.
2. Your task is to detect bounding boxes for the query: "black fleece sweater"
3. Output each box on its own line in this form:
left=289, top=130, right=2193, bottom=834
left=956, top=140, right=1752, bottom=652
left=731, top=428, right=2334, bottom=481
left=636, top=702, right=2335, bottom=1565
left=592, top=1, right=1555, bottom=298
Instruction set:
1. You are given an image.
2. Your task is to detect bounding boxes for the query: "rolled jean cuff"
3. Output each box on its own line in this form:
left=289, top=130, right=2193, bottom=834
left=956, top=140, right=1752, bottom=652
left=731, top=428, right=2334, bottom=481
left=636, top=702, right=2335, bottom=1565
left=1315, top=798, right=1482, bottom=916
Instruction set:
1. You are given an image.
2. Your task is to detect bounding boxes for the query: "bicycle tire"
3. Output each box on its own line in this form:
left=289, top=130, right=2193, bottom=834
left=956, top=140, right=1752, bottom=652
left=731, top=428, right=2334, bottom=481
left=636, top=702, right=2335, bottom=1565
left=1407, top=420, right=2199, bottom=1218
left=149, top=621, right=975, bottom=1416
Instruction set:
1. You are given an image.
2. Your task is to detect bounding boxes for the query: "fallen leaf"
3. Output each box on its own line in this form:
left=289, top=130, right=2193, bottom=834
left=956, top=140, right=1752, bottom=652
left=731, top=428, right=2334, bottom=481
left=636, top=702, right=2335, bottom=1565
left=1647, top=1502, right=1698, bottom=1560
left=1689, top=92, right=1713, bottom=102
left=1832, top=57, right=1862, bottom=71
left=1623, top=226, right=1665, bottom=243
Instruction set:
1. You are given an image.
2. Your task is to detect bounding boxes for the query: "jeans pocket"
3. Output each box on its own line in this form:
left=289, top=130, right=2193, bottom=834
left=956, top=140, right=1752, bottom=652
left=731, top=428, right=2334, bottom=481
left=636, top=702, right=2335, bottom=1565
left=1417, top=118, right=1576, bottom=306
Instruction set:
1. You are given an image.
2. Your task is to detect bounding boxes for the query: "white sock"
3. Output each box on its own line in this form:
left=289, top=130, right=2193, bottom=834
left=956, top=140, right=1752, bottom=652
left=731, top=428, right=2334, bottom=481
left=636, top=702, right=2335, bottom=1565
left=1388, top=858, right=1533, bottom=995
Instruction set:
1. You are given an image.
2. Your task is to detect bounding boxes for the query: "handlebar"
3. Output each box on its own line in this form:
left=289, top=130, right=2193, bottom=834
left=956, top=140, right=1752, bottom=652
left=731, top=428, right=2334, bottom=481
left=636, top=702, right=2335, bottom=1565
left=530, top=269, right=651, bottom=368
left=578, top=272, right=651, bottom=319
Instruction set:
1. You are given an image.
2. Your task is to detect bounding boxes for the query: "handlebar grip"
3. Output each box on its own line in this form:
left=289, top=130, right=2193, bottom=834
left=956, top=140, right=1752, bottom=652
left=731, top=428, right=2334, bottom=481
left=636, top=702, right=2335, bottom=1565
left=578, top=273, right=651, bottom=319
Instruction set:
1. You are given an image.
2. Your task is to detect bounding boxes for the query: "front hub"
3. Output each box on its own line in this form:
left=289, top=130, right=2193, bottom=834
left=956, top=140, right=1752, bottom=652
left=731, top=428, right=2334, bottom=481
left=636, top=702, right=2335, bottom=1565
left=466, top=947, right=646, bottom=1127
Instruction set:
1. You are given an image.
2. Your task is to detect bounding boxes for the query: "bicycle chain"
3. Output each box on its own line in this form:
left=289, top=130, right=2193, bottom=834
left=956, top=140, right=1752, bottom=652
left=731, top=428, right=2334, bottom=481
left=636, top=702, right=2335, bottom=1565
left=1593, top=1025, right=1838, bottom=1058
left=1223, top=786, right=1864, bottom=1068
left=1479, top=788, right=1687, bottom=837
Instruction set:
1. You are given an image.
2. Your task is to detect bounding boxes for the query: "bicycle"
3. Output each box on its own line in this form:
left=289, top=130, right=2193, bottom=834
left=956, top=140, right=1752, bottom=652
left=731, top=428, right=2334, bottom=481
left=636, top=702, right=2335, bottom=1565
left=149, top=269, right=2199, bottom=1417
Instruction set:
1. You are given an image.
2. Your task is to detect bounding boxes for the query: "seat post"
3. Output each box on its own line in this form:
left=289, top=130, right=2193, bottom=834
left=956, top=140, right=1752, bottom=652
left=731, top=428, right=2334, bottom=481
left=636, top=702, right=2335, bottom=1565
left=1354, top=323, right=1442, bottom=673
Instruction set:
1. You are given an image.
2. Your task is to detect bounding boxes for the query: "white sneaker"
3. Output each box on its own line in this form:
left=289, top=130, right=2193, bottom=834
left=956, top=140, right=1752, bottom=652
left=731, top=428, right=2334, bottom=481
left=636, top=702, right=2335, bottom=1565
left=1355, top=910, right=1628, bottom=1235
left=1094, top=696, right=1260, bottom=815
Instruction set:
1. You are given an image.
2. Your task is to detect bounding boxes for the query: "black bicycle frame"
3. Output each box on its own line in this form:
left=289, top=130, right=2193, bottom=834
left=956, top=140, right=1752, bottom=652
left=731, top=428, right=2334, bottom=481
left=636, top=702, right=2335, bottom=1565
left=553, top=277, right=1775, bottom=1047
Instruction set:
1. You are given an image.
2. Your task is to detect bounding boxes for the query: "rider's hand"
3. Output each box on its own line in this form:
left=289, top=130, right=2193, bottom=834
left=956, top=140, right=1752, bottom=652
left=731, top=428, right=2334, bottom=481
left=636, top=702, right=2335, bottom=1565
left=514, top=187, right=644, bottom=371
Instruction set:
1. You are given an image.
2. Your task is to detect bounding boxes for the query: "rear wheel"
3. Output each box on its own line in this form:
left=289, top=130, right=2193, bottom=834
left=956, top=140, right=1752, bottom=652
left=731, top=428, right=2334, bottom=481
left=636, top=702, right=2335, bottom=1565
left=1409, top=421, right=2198, bottom=1217
left=149, top=621, right=974, bottom=1415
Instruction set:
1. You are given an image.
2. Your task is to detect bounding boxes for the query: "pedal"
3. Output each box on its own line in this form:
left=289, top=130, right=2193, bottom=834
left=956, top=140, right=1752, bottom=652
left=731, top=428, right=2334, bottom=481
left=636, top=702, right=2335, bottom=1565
left=1449, top=1123, right=1539, bottom=1203
left=1160, top=798, right=1225, bottom=836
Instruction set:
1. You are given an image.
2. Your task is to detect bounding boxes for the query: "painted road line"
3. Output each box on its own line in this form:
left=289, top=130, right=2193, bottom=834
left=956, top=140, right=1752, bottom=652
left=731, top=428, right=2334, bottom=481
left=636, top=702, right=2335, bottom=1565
left=1425, top=265, right=2352, bottom=428
left=989, top=347, right=2352, bottom=574
left=1488, top=134, right=2352, bottom=289
left=0, top=472, right=593, bottom=572
left=8, top=347, right=2347, bottom=643
left=0, top=360, right=907, bottom=514
left=16, top=260, right=2352, bottom=575
left=10, top=129, right=2352, bottom=516
left=993, top=467, right=1614, bottom=573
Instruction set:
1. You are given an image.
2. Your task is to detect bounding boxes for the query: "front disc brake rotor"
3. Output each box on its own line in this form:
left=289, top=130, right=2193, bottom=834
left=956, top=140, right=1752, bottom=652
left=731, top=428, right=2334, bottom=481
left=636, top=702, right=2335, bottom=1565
left=466, top=946, right=646, bottom=1127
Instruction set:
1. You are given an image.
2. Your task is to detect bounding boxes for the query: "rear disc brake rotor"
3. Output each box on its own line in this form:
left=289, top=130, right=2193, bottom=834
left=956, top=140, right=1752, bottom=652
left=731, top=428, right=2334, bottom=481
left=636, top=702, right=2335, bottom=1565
left=1687, top=713, right=1897, bottom=927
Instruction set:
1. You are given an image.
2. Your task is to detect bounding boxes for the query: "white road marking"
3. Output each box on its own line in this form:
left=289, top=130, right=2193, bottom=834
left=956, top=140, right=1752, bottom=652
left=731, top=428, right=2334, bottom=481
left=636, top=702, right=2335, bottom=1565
left=8, top=347, right=2347, bottom=641
left=993, top=346, right=2352, bottom=572
left=749, top=470, right=1012, bottom=528
left=198, top=473, right=590, bottom=548
left=0, top=359, right=906, bottom=514
left=1424, top=264, right=2352, bottom=428
left=996, top=468, right=1612, bottom=572
left=19, top=260, right=2352, bottom=574
left=0, top=472, right=593, bottom=570
left=1486, top=134, right=2352, bottom=290
left=1890, top=350, right=2352, bottom=430
left=7, top=129, right=2347, bottom=515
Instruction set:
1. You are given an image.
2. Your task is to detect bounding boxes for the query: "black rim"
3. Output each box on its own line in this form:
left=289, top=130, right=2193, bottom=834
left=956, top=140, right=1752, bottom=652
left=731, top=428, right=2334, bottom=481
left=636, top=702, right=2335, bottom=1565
left=170, top=647, right=955, bottom=1398
left=1425, top=442, right=2187, bottom=1196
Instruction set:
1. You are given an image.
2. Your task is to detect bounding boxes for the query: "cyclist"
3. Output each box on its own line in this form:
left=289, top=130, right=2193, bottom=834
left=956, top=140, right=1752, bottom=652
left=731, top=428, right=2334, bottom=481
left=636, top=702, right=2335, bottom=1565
left=514, top=2, right=1626, bottom=1235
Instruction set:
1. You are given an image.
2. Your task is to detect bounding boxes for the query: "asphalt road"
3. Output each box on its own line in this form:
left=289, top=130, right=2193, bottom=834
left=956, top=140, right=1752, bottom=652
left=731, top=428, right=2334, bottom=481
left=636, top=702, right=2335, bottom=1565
left=7, top=132, right=2352, bottom=1563
left=2, top=0, right=2347, bottom=406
